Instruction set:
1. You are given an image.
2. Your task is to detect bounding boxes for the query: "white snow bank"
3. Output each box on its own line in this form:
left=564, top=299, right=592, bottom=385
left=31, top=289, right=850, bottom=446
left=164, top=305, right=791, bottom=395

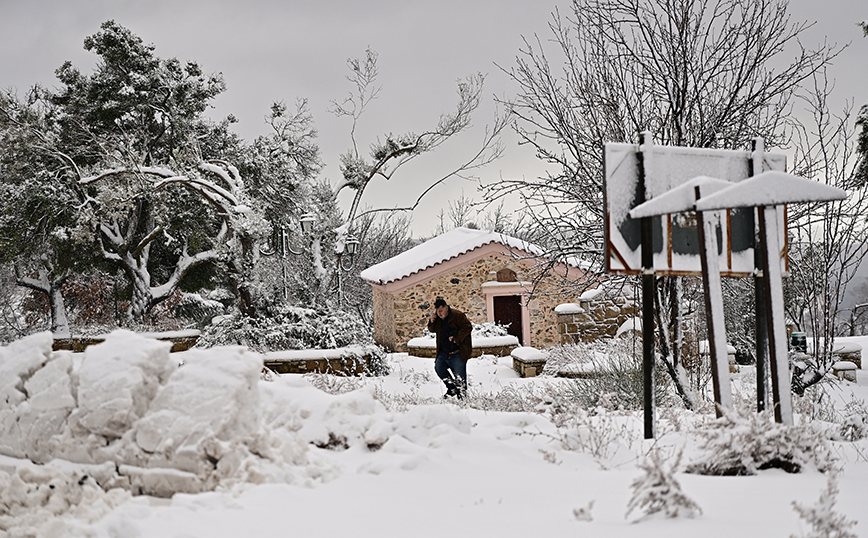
left=0, top=331, right=276, bottom=497
left=75, top=331, right=176, bottom=439
left=0, top=460, right=131, bottom=536
left=0, top=331, right=486, bottom=505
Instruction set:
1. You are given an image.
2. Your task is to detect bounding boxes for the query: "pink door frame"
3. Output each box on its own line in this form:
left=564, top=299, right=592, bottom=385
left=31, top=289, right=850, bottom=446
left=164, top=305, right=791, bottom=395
left=482, top=281, right=532, bottom=346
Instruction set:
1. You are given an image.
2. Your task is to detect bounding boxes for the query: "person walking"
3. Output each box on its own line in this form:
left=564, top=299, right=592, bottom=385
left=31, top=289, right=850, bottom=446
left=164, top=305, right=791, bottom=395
left=427, top=297, right=473, bottom=398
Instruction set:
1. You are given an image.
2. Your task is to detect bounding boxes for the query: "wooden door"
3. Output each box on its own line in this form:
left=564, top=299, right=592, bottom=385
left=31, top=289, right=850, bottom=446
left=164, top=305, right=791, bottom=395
left=493, top=295, right=523, bottom=345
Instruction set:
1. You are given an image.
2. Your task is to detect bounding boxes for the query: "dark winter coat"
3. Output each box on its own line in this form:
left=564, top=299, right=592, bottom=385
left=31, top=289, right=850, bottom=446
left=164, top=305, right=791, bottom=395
left=427, top=307, right=473, bottom=361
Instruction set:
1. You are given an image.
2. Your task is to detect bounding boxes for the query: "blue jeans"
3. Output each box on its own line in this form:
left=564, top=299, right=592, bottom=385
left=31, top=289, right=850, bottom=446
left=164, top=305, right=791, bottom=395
left=435, top=350, right=467, bottom=395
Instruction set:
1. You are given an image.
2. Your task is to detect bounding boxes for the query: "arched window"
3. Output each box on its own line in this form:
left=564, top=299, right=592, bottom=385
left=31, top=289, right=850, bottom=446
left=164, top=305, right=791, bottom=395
left=496, top=268, right=517, bottom=283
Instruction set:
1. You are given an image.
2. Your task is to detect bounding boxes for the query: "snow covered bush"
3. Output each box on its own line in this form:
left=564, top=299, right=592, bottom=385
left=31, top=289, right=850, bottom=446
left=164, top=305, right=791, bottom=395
left=626, top=448, right=702, bottom=522
left=420, top=321, right=511, bottom=340
left=472, top=321, right=511, bottom=338
left=790, top=471, right=858, bottom=538
left=171, top=291, right=228, bottom=328
left=686, top=410, right=836, bottom=475
left=303, top=373, right=367, bottom=395
left=531, top=394, right=638, bottom=463
left=543, top=339, right=672, bottom=410
left=836, top=398, right=868, bottom=442
left=198, top=305, right=373, bottom=351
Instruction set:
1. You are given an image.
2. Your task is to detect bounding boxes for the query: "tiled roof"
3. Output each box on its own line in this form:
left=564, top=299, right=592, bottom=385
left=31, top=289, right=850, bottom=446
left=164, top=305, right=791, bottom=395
left=360, top=227, right=543, bottom=285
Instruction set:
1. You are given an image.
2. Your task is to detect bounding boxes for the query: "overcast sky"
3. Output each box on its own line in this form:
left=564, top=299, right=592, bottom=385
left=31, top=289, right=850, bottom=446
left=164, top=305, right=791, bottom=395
left=2, top=0, right=865, bottom=237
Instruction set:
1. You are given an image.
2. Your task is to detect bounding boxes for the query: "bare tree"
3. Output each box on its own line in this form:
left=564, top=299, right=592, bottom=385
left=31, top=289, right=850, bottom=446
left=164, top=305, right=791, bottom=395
left=492, top=0, right=838, bottom=267
left=296, top=49, right=510, bottom=306
left=785, top=69, right=868, bottom=384
left=489, top=0, right=840, bottom=408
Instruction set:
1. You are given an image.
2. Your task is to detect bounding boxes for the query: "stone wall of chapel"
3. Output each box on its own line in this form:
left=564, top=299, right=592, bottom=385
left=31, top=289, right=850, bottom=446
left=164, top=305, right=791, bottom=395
left=371, top=287, right=397, bottom=351
left=390, top=255, right=505, bottom=352
left=383, top=253, right=585, bottom=352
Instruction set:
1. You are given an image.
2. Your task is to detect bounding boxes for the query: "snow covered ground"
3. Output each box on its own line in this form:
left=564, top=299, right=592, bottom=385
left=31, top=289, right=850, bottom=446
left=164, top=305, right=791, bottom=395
left=1, top=331, right=867, bottom=537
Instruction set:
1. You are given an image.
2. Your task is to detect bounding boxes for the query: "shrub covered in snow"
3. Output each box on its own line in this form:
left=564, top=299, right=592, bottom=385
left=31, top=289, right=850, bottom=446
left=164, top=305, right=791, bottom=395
left=172, top=292, right=229, bottom=328
left=790, top=471, right=858, bottom=538
left=197, top=305, right=375, bottom=352
left=419, top=321, right=512, bottom=340
left=837, top=399, right=868, bottom=442
left=471, top=321, right=511, bottom=338
left=626, top=448, right=702, bottom=522
left=539, top=401, right=639, bottom=463
left=543, top=339, right=672, bottom=410
left=686, top=410, right=836, bottom=475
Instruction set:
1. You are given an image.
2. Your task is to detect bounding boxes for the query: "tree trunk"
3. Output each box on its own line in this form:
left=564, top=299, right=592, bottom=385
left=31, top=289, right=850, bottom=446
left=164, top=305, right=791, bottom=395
left=16, top=267, right=70, bottom=338
left=655, top=277, right=698, bottom=410
left=127, top=261, right=153, bottom=322
left=49, top=279, right=71, bottom=338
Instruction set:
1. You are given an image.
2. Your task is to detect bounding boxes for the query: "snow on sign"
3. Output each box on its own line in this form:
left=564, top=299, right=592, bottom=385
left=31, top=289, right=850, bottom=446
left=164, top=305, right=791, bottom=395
left=604, top=141, right=787, bottom=276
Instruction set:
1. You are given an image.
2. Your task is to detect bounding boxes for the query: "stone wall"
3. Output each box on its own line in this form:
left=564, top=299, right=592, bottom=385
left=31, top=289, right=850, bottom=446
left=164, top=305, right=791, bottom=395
left=380, top=253, right=585, bottom=352
left=371, top=287, right=396, bottom=351
left=557, top=296, right=638, bottom=344
left=390, top=254, right=507, bottom=352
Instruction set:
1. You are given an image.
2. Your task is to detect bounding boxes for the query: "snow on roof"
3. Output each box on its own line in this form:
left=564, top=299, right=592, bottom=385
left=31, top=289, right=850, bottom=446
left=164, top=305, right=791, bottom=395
left=360, top=227, right=547, bottom=285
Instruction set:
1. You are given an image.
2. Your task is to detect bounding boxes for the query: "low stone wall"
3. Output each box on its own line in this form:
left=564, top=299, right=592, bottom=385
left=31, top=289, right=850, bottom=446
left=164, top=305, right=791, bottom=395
left=53, top=333, right=199, bottom=353
left=262, top=354, right=374, bottom=376
left=510, top=346, right=626, bottom=379
left=407, top=344, right=517, bottom=359
left=511, top=347, right=547, bottom=378
left=832, top=347, right=862, bottom=368
left=557, top=296, right=638, bottom=344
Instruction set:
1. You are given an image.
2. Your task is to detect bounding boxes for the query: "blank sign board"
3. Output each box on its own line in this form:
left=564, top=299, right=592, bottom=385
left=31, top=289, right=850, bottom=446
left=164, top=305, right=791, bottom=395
left=604, top=143, right=787, bottom=276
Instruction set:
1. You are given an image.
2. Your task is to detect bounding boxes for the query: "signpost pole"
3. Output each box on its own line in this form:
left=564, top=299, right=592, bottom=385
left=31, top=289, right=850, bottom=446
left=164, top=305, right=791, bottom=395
left=694, top=187, right=733, bottom=417
left=757, top=205, right=794, bottom=425
left=750, top=138, right=770, bottom=413
left=638, top=132, right=656, bottom=439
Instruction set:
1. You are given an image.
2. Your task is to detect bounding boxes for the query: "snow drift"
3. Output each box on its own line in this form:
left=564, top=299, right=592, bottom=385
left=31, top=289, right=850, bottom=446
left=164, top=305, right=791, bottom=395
left=0, top=331, right=281, bottom=496
left=0, top=331, right=476, bottom=501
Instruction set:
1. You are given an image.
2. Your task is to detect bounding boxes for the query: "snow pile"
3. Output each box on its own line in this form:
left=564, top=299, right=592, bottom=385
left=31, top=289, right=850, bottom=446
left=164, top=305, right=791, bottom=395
left=0, top=331, right=281, bottom=497
left=0, top=331, right=479, bottom=506
left=260, top=377, right=472, bottom=458
left=0, top=461, right=130, bottom=536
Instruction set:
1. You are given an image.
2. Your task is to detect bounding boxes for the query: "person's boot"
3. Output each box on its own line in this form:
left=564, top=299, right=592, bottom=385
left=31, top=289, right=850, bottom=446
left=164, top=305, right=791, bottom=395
left=443, top=379, right=458, bottom=399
